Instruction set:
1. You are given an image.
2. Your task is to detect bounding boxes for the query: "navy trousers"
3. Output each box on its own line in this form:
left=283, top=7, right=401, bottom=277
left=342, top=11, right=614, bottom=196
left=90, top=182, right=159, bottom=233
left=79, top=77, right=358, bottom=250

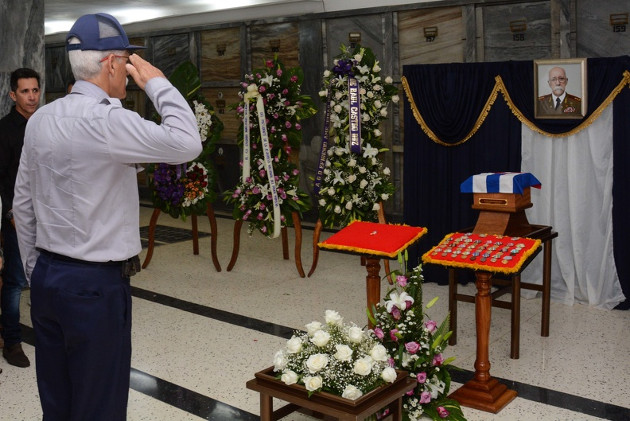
left=30, top=252, right=132, bottom=421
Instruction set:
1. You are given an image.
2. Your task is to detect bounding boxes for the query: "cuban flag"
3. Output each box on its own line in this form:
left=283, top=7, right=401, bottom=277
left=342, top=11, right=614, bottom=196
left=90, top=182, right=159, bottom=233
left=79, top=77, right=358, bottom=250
left=460, top=172, right=542, bottom=194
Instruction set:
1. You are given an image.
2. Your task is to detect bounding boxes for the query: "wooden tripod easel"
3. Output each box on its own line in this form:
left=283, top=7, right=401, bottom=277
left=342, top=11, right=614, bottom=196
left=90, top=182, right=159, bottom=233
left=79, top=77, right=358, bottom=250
left=142, top=203, right=221, bottom=272
left=226, top=211, right=305, bottom=277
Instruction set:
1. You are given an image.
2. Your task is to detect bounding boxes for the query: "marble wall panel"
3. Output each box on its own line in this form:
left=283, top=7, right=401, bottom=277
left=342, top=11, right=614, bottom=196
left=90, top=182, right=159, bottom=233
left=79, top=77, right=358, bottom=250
left=576, top=0, right=630, bottom=57
left=151, top=33, right=191, bottom=78
left=202, top=87, right=242, bottom=144
left=200, top=27, right=242, bottom=82
left=483, top=2, right=552, bottom=61
left=45, top=46, right=70, bottom=92
left=1, top=0, right=44, bottom=115
left=398, top=7, right=465, bottom=65
left=250, top=22, right=299, bottom=69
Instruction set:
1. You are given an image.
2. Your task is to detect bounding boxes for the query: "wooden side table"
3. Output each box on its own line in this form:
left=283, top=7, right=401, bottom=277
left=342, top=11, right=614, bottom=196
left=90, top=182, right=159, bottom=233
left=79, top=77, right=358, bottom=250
left=246, top=367, right=416, bottom=421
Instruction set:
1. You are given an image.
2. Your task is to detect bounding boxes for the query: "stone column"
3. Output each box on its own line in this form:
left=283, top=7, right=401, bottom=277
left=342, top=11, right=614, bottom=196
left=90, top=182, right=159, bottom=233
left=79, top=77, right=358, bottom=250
left=0, top=0, right=45, bottom=115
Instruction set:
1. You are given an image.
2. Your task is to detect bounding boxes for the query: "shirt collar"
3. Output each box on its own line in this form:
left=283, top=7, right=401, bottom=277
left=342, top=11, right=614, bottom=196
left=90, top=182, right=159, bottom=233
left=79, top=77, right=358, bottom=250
left=71, top=80, right=122, bottom=106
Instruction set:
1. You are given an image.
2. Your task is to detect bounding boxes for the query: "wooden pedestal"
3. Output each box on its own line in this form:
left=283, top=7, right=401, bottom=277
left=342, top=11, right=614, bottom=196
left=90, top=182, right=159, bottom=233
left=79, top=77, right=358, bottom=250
left=142, top=203, right=221, bottom=272
left=448, top=271, right=517, bottom=413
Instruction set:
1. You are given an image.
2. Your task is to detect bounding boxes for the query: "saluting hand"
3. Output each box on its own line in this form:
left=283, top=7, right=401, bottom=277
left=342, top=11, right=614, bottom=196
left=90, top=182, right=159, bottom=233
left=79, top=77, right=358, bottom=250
left=126, top=54, right=166, bottom=91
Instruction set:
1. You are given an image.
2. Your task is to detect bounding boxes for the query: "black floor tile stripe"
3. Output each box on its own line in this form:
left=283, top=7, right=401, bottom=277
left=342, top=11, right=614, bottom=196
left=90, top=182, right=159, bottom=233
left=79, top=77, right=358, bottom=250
left=18, top=277, right=630, bottom=420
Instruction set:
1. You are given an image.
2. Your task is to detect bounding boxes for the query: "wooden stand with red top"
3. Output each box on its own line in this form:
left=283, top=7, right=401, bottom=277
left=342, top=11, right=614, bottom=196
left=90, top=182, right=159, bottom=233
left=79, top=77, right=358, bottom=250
left=318, top=221, right=427, bottom=328
left=446, top=188, right=551, bottom=412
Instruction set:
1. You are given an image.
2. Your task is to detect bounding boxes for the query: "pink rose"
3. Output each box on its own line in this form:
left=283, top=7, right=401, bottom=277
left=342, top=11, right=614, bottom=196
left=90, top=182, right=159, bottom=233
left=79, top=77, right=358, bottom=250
left=373, top=327, right=384, bottom=340
left=290, top=75, right=298, bottom=82
left=432, top=353, right=444, bottom=366
left=417, top=372, right=427, bottom=383
left=405, top=341, right=420, bottom=354
left=277, top=69, right=283, bottom=76
left=265, top=60, right=273, bottom=68
left=425, top=320, right=437, bottom=333
left=389, top=329, right=399, bottom=341
left=419, top=392, right=431, bottom=403
left=437, top=407, right=450, bottom=418
left=396, top=275, right=408, bottom=287
left=391, top=307, right=401, bottom=320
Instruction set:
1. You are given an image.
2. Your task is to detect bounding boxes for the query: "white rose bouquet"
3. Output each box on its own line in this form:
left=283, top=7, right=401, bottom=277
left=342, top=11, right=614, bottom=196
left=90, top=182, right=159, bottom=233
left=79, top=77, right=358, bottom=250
left=273, top=310, right=397, bottom=399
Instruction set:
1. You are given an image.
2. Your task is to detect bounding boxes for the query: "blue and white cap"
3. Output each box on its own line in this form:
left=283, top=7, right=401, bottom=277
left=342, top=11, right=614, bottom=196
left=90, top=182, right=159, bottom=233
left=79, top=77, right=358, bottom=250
left=66, top=13, right=145, bottom=52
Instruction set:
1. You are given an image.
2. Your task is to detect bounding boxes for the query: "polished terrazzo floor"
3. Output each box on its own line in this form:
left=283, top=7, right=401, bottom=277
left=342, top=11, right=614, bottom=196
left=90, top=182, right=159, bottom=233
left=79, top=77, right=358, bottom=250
left=2, top=204, right=630, bottom=420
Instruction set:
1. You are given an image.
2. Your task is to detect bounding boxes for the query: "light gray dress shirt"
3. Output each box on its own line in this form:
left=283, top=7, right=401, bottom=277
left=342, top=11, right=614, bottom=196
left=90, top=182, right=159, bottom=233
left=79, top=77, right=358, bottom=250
left=13, top=78, right=202, bottom=281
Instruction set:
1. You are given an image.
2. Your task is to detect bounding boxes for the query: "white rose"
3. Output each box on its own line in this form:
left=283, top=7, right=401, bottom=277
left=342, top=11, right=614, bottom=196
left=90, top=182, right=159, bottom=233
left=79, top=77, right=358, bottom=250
left=373, top=84, right=382, bottom=91
left=334, top=205, right=342, bottom=214
left=327, top=148, right=334, bottom=157
left=374, top=100, right=382, bottom=108
left=311, top=330, right=331, bottom=347
left=324, top=70, right=331, bottom=77
left=359, top=166, right=367, bottom=174
left=318, top=89, right=328, bottom=98
left=342, top=385, right=363, bottom=400
left=359, top=179, right=368, bottom=189
left=383, top=167, right=390, bottom=175
left=372, top=203, right=381, bottom=211
left=374, top=129, right=382, bottom=137
left=318, top=198, right=326, bottom=206
left=347, top=174, right=357, bottom=183
left=373, top=63, right=381, bottom=72
left=347, top=326, right=364, bottom=343
left=335, top=147, right=345, bottom=156
left=345, top=201, right=353, bottom=210
left=323, top=168, right=331, bottom=175
left=334, top=104, right=342, bottom=113
left=354, top=53, right=363, bottom=62
left=328, top=187, right=335, bottom=196
left=392, top=94, right=400, bottom=103
left=353, top=356, right=374, bottom=376
left=335, top=91, right=343, bottom=100
left=305, top=321, right=323, bottom=336
left=286, top=336, right=303, bottom=354
left=273, top=350, right=287, bottom=371
left=369, top=344, right=389, bottom=361
left=325, top=310, right=343, bottom=325
left=306, top=353, right=329, bottom=373
left=360, top=88, right=367, bottom=95
left=362, top=113, right=370, bottom=122
left=381, top=367, right=397, bottom=383
left=380, top=108, right=388, bottom=117
left=334, top=344, right=353, bottom=362
left=303, top=375, right=323, bottom=392
left=381, top=193, right=390, bottom=200
left=367, top=91, right=374, bottom=98
left=385, top=76, right=393, bottom=84
left=281, top=370, right=299, bottom=385
left=348, top=158, right=356, bottom=167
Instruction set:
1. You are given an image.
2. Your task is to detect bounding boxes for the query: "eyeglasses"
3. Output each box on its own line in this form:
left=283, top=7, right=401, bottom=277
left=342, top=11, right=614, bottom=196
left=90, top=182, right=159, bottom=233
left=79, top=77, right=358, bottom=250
left=549, top=77, right=567, bottom=83
left=99, top=54, right=130, bottom=64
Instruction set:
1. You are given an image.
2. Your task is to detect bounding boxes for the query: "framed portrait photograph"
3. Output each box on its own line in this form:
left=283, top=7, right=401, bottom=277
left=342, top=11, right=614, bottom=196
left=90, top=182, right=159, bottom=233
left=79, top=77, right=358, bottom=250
left=534, top=58, right=587, bottom=119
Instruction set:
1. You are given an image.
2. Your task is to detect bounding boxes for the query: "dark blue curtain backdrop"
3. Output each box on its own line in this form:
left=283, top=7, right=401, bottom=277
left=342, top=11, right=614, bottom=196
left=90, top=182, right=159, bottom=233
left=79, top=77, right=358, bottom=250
left=402, top=56, right=630, bottom=310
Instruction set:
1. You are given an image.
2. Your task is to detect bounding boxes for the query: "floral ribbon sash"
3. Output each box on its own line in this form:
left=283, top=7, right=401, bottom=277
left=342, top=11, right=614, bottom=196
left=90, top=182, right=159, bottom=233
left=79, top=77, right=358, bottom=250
left=314, top=74, right=362, bottom=195
left=243, top=94, right=281, bottom=238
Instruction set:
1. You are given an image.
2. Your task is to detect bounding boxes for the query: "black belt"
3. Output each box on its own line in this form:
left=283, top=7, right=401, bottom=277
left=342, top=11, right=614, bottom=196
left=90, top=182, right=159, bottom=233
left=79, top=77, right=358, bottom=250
left=37, top=248, right=141, bottom=277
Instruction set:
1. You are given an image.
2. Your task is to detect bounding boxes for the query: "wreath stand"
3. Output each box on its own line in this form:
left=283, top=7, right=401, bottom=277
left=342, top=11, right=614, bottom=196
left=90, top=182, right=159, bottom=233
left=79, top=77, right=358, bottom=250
left=307, top=202, right=392, bottom=282
left=226, top=211, right=304, bottom=277
left=142, top=203, right=221, bottom=272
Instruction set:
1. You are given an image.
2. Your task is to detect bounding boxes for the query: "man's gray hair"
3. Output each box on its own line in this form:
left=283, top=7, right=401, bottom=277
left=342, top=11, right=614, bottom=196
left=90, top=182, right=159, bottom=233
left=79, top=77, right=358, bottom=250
left=68, top=37, right=125, bottom=81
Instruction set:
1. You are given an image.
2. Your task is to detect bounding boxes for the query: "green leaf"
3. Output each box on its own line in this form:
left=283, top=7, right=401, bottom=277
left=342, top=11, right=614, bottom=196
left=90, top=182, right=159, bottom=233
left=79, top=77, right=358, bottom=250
left=168, top=61, right=201, bottom=99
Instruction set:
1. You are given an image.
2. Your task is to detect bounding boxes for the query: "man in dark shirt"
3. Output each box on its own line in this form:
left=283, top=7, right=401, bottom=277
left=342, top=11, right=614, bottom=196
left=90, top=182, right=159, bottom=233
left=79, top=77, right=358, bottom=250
left=0, top=67, right=41, bottom=368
